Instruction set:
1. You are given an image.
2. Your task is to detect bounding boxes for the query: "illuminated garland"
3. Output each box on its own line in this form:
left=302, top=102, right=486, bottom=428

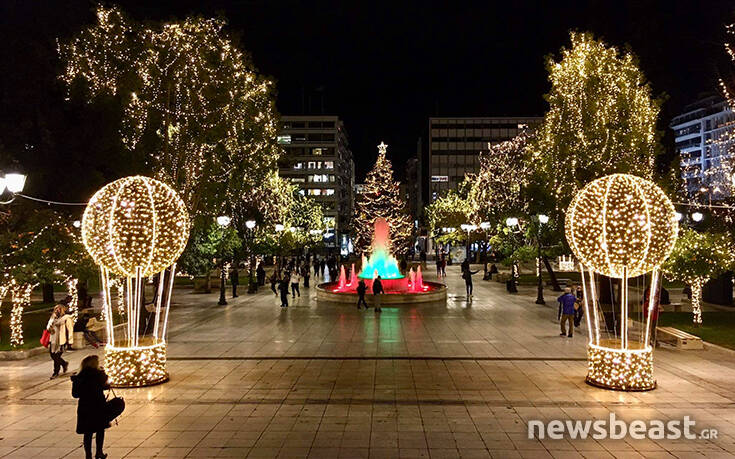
left=587, top=342, right=655, bottom=391
left=9, top=281, right=34, bottom=347
left=66, top=278, right=79, bottom=323
left=662, top=229, right=735, bottom=325
left=566, top=174, right=678, bottom=278
left=469, top=131, right=533, bottom=224
left=81, top=176, right=190, bottom=277
left=531, top=32, right=659, bottom=212
left=352, top=143, right=413, bottom=255
left=60, top=6, right=281, bottom=215
left=103, top=341, right=168, bottom=387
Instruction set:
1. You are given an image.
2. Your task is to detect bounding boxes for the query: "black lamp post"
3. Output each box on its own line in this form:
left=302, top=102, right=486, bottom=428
left=216, top=216, right=231, bottom=306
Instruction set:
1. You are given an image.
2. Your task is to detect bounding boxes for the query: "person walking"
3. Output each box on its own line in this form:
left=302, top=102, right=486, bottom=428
left=291, top=269, right=301, bottom=298
left=356, top=279, right=368, bottom=309
left=435, top=256, right=442, bottom=277
left=373, top=275, right=384, bottom=313
left=257, top=262, right=266, bottom=286
left=270, top=270, right=280, bottom=296
left=63, top=301, right=75, bottom=351
left=313, top=257, right=320, bottom=278
left=47, top=304, right=70, bottom=379
left=461, top=262, right=479, bottom=298
left=574, top=284, right=584, bottom=328
left=440, top=253, right=447, bottom=278
left=320, top=259, right=326, bottom=278
left=72, top=355, right=110, bottom=459
left=557, top=288, right=578, bottom=338
left=229, top=265, right=239, bottom=298
left=279, top=274, right=290, bottom=308
left=302, top=263, right=310, bottom=288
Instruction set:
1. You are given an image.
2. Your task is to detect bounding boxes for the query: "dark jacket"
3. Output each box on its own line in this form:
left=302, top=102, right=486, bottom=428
left=230, top=268, right=239, bottom=285
left=373, top=279, right=384, bottom=295
left=356, top=281, right=367, bottom=296
left=71, top=367, right=110, bottom=434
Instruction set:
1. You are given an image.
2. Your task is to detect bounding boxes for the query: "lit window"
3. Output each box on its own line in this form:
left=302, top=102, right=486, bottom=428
left=317, top=162, right=322, bottom=169
left=313, top=148, right=323, bottom=155
left=324, top=161, right=334, bottom=169
left=298, top=189, right=305, bottom=196
left=291, top=177, right=305, bottom=183
left=325, top=188, right=335, bottom=196
left=277, top=135, right=291, bottom=144
left=293, top=163, right=302, bottom=169
left=329, top=175, right=335, bottom=182
left=308, top=189, right=322, bottom=196
left=308, top=161, right=316, bottom=169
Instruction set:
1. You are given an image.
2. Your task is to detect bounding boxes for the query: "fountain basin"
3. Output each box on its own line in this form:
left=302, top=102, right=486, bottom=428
left=316, top=281, right=447, bottom=305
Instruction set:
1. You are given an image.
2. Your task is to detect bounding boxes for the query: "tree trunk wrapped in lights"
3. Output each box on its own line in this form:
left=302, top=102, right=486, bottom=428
left=352, top=142, right=413, bottom=256
left=662, top=229, right=735, bottom=326
left=82, top=176, right=190, bottom=387
left=567, top=174, right=678, bottom=391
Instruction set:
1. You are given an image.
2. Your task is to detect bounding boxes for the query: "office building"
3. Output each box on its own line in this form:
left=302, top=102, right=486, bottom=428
left=277, top=115, right=355, bottom=249
left=428, top=116, right=542, bottom=201
left=671, top=96, right=735, bottom=197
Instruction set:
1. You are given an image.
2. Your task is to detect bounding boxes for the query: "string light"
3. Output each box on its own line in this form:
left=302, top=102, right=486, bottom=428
left=9, top=280, right=34, bottom=347
left=566, top=174, right=678, bottom=278
left=567, top=174, right=677, bottom=392
left=82, top=176, right=189, bottom=387
left=66, top=278, right=79, bottom=323
left=59, top=5, right=281, bottom=215
left=81, top=176, right=189, bottom=277
left=531, top=32, right=659, bottom=212
left=103, top=341, right=168, bottom=387
left=587, top=342, right=655, bottom=391
left=662, top=229, right=735, bottom=325
left=352, top=142, right=413, bottom=255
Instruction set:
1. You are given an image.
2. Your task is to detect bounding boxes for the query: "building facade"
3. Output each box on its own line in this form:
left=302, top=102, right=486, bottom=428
left=671, top=96, right=735, bottom=197
left=428, top=116, right=542, bottom=201
left=277, top=115, right=355, bottom=249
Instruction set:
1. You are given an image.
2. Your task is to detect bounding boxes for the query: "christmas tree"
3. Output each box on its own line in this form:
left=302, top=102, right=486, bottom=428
left=352, top=142, right=413, bottom=256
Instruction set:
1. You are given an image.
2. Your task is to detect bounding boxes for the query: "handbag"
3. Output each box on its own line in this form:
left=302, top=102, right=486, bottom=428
left=40, top=329, right=51, bottom=348
left=105, top=386, right=125, bottom=424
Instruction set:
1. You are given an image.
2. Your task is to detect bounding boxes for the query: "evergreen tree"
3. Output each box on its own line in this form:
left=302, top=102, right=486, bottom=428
left=352, top=143, right=413, bottom=255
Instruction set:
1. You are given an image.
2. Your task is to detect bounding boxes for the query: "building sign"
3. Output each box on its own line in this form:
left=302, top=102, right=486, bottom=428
left=431, top=175, right=449, bottom=182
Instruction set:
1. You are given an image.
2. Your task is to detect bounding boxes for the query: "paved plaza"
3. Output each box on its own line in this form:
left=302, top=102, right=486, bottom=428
left=2, top=266, right=735, bottom=458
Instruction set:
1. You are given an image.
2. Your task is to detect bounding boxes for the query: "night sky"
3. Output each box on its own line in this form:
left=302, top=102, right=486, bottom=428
left=3, top=0, right=735, bottom=182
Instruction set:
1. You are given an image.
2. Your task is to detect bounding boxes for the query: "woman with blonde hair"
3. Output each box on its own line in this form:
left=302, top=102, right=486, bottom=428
left=72, top=355, right=110, bottom=459
left=46, top=303, right=70, bottom=379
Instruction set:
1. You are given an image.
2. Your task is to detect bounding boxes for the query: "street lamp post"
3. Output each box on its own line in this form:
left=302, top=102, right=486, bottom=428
left=0, top=172, right=27, bottom=204
left=535, top=214, right=549, bottom=305
left=216, top=216, right=231, bottom=306
left=246, top=220, right=257, bottom=294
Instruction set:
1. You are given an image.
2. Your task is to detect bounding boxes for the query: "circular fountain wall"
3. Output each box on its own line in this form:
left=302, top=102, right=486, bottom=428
left=316, top=218, right=447, bottom=305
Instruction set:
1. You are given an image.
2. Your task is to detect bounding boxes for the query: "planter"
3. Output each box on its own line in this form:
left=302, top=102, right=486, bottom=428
left=0, top=346, right=47, bottom=361
left=193, top=275, right=212, bottom=293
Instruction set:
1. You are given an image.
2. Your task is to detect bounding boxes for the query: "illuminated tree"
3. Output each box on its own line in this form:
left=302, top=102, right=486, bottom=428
left=530, top=32, right=661, bottom=216
left=352, top=143, right=413, bottom=255
left=469, top=131, right=533, bottom=226
left=60, top=6, right=281, bottom=217
left=662, top=229, right=735, bottom=326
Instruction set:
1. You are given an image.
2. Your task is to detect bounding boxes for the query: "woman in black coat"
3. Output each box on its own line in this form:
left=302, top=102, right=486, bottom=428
left=72, top=355, right=110, bottom=459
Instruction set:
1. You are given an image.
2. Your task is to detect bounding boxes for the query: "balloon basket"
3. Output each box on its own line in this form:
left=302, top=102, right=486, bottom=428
left=103, top=339, right=169, bottom=388
left=586, top=340, right=655, bottom=392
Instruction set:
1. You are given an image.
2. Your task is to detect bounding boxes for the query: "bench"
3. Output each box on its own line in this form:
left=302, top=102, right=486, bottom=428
left=656, top=326, right=704, bottom=350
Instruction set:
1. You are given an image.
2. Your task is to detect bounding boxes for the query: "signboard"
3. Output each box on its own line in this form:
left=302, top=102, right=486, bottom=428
left=431, top=175, right=449, bottom=182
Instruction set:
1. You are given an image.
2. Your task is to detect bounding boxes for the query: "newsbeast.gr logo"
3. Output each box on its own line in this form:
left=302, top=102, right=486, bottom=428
left=528, top=414, right=718, bottom=440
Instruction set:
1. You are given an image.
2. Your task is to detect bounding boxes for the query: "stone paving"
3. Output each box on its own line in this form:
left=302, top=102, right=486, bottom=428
left=2, top=266, right=735, bottom=458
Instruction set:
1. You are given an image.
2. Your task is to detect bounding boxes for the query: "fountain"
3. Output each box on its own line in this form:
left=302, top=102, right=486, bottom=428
left=317, top=218, right=446, bottom=305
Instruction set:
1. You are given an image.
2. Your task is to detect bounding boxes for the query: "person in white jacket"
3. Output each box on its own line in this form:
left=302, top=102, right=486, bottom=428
left=47, top=303, right=71, bottom=379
